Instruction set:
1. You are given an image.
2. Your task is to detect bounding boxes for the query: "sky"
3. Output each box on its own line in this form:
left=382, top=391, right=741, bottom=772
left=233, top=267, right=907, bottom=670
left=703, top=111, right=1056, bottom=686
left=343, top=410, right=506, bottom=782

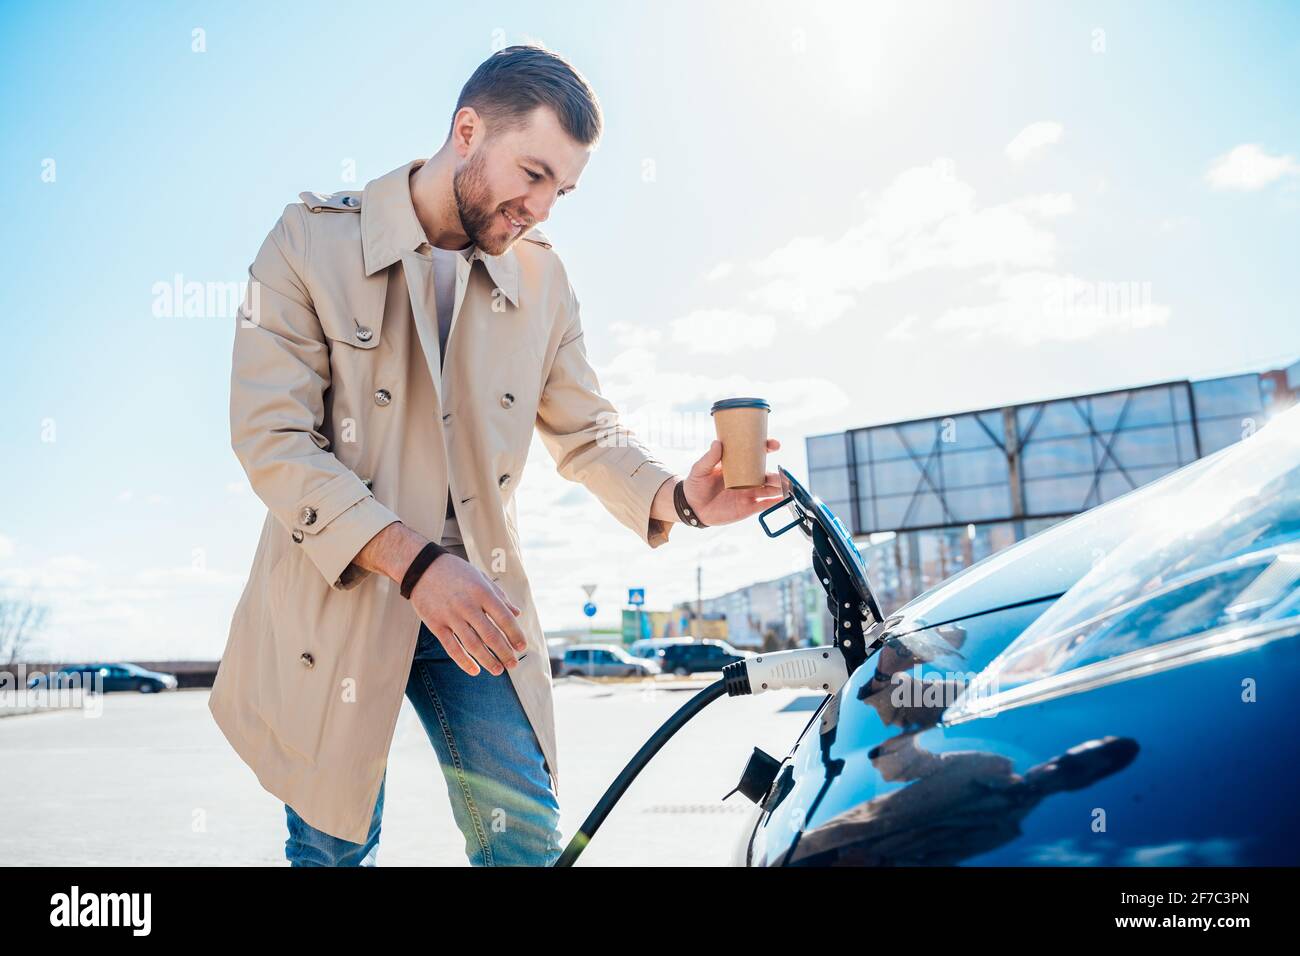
left=1, top=0, right=1298, bottom=661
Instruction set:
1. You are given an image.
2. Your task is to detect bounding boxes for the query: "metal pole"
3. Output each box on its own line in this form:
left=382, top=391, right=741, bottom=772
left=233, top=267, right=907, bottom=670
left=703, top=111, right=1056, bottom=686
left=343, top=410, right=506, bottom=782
left=695, top=564, right=702, bottom=640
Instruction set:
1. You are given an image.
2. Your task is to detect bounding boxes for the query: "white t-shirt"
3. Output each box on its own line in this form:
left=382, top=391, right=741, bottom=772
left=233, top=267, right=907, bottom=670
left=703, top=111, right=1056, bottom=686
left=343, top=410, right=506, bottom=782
left=430, top=243, right=473, bottom=546
left=430, top=244, right=470, bottom=370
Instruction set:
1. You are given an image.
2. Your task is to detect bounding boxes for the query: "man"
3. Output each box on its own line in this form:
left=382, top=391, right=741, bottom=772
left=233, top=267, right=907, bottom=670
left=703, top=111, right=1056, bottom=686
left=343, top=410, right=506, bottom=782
left=210, top=44, right=783, bottom=867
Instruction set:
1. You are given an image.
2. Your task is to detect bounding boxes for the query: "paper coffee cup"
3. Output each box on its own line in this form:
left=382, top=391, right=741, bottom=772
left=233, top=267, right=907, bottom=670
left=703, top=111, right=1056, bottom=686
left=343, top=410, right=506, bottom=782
left=710, top=397, right=771, bottom=489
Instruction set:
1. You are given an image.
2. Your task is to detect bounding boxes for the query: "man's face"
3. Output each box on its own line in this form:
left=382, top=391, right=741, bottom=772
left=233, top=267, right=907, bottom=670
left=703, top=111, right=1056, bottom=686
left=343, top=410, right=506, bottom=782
left=452, top=105, right=591, bottom=256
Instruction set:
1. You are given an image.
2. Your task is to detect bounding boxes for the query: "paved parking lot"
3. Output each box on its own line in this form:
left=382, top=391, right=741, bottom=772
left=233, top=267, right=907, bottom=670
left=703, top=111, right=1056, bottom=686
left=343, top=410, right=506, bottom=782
left=0, top=678, right=821, bottom=866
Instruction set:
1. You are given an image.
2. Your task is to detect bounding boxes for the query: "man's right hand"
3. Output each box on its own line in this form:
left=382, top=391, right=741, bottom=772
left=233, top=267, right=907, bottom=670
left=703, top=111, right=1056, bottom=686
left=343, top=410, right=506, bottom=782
left=355, top=521, right=526, bottom=676
left=408, top=550, right=526, bottom=676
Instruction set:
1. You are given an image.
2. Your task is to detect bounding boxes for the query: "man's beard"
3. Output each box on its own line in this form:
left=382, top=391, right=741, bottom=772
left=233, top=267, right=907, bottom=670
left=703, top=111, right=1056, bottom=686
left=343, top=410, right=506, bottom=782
left=452, top=150, right=514, bottom=256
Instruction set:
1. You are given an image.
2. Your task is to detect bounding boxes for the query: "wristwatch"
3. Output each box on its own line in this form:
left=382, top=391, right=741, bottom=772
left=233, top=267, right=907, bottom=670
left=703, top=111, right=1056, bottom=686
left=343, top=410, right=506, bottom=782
left=673, top=479, right=708, bottom=528
left=400, top=541, right=449, bottom=599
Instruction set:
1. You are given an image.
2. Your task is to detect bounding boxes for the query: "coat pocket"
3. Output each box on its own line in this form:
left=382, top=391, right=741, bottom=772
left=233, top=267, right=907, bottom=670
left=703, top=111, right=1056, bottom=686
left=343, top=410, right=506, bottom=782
left=252, top=551, right=346, bottom=765
left=311, top=270, right=387, bottom=351
left=318, top=304, right=382, bottom=351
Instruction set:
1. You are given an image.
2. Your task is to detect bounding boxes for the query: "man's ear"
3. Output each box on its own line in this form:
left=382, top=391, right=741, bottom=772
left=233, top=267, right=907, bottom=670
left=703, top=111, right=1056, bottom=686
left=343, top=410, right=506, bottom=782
left=449, top=106, right=482, bottom=158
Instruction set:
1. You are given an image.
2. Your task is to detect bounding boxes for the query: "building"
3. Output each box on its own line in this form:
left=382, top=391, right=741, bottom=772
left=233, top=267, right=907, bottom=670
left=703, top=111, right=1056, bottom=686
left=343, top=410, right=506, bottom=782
left=619, top=608, right=727, bottom=642
left=806, top=361, right=1300, bottom=613
left=673, top=568, right=830, bottom=651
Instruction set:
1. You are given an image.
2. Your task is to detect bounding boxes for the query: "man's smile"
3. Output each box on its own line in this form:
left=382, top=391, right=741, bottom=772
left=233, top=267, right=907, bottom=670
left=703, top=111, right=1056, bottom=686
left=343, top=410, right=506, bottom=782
left=501, top=208, right=527, bottom=238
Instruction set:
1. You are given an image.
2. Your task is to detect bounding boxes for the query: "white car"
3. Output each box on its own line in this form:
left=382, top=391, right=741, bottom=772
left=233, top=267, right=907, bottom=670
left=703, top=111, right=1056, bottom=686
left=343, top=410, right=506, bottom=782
left=560, top=644, right=661, bottom=678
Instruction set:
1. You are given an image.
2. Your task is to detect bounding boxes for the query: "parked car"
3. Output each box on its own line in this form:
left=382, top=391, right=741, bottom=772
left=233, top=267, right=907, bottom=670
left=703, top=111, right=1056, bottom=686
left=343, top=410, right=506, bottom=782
left=27, top=665, right=91, bottom=690
left=546, top=638, right=570, bottom=677
left=737, top=404, right=1300, bottom=866
left=560, top=644, right=661, bottom=678
left=628, top=637, right=694, bottom=660
left=656, top=640, right=746, bottom=676
left=28, top=662, right=177, bottom=693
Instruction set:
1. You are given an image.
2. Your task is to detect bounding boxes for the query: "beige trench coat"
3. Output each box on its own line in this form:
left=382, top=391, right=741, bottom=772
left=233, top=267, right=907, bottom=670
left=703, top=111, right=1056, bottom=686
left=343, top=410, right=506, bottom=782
left=209, top=158, right=677, bottom=844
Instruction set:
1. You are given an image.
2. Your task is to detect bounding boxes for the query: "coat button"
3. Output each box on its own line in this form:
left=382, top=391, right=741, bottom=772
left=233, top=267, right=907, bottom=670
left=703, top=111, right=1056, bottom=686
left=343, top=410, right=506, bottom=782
left=299, top=652, right=315, bottom=668
left=291, top=529, right=304, bottom=543
left=299, top=506, right=317, bottom=526
left=498, top=473, right=512, bottom=489
left=355, top=326, right=373, bottom=343
left=500, top=392, right=515, bottom=408
left=374, top=388, right=392, bottom=406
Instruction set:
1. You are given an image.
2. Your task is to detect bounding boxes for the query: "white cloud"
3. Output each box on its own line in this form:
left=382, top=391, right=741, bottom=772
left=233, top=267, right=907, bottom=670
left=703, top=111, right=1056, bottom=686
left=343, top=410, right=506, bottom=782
left=705, top=261, right=734, bottom=281
left=1005, top=121, right=1064, bottom=164
left=608, top=321, right=663, bottom=350
left=112, top=490, right=173, bottom=506
left=670, top=309, right=776, bottom=353
left=934, top=272, right=1171, bottom=345
left=0, top=552, right=248, bottom=662
left=0, top=554, right=99, bottom=591
left=886, top=314, right=921, bottom=341
left=592, top=345, right=850, bottom=431
left=739, top=161, right=1071, bottom=327
left=134, top=565, right=247, bottom=589
left=0, top=534, right=14, bottom=561
left=694, top=154, right=1174, bottom=349
left=1205, top=143, right=1300, bottom=191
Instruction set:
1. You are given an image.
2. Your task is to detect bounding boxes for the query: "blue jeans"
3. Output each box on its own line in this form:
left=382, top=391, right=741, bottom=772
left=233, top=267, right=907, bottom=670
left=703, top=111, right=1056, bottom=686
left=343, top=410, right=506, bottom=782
left=284, top=581, right=563, bottom=866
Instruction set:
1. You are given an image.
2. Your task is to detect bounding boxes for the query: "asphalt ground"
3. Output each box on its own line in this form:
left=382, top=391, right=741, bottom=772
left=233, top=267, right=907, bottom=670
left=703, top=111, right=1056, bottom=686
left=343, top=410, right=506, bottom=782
left=0, top=677, right=823, bottom=866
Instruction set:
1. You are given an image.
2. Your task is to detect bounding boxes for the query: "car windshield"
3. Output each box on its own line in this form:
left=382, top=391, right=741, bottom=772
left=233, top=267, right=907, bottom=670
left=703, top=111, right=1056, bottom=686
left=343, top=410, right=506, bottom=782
left=896, top=446, right=1224, bottom=632
left=948, top=404, right=1300, bottom=719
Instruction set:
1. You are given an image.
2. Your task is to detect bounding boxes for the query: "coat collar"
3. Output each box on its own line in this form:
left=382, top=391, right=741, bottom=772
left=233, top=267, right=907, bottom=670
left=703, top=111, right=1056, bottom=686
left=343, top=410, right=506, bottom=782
left=361, top=158, right=550, bottom=309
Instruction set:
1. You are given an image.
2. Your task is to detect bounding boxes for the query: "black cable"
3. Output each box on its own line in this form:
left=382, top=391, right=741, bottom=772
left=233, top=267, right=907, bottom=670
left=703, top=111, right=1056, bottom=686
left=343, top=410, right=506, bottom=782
left=553, top=679, right=729, bottom=867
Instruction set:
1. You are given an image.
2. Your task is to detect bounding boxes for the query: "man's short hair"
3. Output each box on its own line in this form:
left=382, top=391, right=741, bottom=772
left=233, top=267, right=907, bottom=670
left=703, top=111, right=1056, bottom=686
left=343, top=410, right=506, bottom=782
left=452, top=44, right=603, bottom=147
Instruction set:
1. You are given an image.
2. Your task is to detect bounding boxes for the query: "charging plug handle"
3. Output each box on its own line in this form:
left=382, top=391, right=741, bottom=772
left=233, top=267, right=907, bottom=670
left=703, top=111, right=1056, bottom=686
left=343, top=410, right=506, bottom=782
left=723, top=646, right=849, bottom=697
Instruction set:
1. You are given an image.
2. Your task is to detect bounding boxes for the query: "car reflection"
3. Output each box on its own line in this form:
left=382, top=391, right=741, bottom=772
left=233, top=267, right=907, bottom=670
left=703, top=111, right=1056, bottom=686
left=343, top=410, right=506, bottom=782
left=769, top=625, right=1139, bottom=866
left=787, top=731, right=1138, bottom=866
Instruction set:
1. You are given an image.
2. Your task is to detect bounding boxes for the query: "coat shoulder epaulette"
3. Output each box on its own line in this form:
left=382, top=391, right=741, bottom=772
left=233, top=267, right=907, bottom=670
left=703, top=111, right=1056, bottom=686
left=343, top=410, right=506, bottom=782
left=298, top=190, right=362, bottom=213
left=521, top=226, right=552, bottom=250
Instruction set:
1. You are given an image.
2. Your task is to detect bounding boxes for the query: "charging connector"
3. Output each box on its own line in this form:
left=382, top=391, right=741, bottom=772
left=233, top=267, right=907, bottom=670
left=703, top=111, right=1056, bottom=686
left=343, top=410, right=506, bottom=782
left=555, top=645, right=851, bottom=866
left=722, top=646, right=849, bottom=697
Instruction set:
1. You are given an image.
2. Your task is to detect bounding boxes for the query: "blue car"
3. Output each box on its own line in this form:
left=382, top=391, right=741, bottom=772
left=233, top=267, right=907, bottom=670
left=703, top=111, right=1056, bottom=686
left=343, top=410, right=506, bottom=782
left=739, top=403, right=1300, bottom=866
left=28, top=662, right=178, bottom=694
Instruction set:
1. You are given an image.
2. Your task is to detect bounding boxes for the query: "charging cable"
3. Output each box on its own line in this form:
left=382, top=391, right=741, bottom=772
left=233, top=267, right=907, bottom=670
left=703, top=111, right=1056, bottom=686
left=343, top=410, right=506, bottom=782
left=553, top=645, right=849, bottom=866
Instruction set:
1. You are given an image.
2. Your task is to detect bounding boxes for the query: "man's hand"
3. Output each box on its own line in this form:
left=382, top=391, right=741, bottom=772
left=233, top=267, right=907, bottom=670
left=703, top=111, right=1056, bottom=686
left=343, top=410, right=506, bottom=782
left=408, top=553, right=527, bottom=676
left=680, top=437, right=785, bottom=526
left=354, top=522, right=526, bottom=676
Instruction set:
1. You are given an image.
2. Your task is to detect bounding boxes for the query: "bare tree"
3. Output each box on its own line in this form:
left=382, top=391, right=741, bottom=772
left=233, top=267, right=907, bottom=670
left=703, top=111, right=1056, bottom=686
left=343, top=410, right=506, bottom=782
left=0, top=596, right=50, bottom=665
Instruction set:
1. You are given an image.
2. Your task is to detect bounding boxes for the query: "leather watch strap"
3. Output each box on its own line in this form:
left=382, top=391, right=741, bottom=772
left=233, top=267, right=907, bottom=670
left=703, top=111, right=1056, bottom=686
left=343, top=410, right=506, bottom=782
left=673, top=479, right=708, bottom=528
left=400, top=541, right=449, bottom=599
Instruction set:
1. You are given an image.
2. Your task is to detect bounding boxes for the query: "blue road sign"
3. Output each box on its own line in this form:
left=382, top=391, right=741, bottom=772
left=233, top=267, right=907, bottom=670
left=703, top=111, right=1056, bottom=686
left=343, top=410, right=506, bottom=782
left=628, top=588, right=645, bottom=607
left=583, top=602, right=597, bottom=618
